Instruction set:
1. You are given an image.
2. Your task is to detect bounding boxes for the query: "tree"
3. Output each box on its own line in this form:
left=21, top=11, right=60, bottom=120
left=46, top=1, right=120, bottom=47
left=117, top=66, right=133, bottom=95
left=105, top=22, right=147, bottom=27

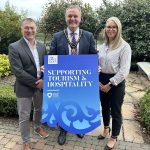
left=120, top=0, right=150, bottom=63
left=0, top=2, right=23, bottom=54
left=39, top=0, right=68, bottom=43
left=39, top=0, right=98, bottom=43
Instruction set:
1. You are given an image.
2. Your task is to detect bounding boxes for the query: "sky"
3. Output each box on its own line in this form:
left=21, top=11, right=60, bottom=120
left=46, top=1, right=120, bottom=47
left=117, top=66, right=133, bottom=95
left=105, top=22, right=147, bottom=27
left=0, top=0, right=116, bottom=20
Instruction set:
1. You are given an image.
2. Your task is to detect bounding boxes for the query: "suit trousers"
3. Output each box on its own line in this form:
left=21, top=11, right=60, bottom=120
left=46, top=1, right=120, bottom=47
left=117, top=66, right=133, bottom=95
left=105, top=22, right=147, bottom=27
left=99, top=73, right=125, bottom=137
left=17, top=89, right=43, bottom=143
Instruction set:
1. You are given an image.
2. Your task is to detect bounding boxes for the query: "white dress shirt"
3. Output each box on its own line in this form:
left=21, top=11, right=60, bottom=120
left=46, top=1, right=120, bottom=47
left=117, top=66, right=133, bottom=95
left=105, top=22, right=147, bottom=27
left=24, top=37, right=41, bottom=78
left=67, top=27, right=79, bottom=55
left=99, top=40, right=132, bottom=86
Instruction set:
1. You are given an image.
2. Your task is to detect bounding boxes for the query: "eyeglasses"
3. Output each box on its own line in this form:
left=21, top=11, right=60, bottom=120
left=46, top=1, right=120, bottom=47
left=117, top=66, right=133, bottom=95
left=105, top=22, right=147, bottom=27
left=106, top=26, right=117, bottom=30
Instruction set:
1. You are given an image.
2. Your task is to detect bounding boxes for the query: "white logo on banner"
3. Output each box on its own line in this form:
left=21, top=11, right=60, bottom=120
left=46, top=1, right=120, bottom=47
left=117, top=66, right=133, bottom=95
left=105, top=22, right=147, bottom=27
left=47, top=92, right=53, bottom=98
left=47, top=90, right=59, bottom=99
left=48, top=55, right=58, bottom=64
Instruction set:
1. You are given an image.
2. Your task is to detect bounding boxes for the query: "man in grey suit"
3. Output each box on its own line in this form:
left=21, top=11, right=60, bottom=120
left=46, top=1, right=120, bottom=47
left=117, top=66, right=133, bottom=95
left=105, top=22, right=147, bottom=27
left=49, top=5, right=97, bottom=145
left=8, top=18, right=49, bottom=150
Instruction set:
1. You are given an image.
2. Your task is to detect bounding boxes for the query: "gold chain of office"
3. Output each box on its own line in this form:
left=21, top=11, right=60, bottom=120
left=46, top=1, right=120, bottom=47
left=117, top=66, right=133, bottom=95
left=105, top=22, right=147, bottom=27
left=63, top=29, right=83, bottom=49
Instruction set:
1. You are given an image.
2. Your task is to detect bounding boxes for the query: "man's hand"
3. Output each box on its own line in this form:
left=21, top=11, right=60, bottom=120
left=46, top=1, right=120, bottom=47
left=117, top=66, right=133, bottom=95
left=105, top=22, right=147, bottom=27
left=40, top=65, right=44, bottom=73
left=35, top=79, right=43, bottom=89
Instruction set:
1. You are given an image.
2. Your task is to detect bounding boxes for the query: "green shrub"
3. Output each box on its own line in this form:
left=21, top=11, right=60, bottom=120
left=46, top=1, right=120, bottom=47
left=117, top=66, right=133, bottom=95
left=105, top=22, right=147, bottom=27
left=0, top=85, right=17, bottom=116
left=0, top=54, right=11, bottom=78
left=139, top=88, right=150, bottom=132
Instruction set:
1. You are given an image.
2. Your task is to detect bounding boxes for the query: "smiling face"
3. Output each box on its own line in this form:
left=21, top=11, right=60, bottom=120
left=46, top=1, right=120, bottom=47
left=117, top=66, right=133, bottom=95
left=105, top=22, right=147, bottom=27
left=65, top=7, right=81, bottom=32
left=21, top=20, right=37, bottom=42
left=105, top=20, right=118, bottom=42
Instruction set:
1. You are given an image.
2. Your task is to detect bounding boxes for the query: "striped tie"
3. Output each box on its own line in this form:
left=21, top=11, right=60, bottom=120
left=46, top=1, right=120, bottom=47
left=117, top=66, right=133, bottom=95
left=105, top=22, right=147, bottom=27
left=71, top=32, right=77, bottom=55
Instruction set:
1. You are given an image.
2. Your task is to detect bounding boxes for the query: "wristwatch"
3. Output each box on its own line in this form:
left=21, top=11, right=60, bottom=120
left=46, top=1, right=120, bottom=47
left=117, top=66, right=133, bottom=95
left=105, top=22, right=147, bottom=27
left=108, top=82, right=113, bottom=87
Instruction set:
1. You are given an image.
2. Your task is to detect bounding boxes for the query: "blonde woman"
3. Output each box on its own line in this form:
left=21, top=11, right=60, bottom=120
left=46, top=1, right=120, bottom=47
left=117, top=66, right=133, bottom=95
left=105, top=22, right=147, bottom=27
left=98, top=17, right=131, bottom=150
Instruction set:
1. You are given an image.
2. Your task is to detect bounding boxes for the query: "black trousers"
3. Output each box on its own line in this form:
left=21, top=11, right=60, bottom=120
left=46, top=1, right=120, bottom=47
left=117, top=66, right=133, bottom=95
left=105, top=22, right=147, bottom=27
left=99, top=73, right=125, bottom=137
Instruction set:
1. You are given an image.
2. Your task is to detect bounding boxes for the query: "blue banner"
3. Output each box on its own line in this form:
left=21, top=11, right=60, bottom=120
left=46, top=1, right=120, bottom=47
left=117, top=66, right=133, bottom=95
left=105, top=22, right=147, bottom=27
left=42, top=55, right=100, bottom=134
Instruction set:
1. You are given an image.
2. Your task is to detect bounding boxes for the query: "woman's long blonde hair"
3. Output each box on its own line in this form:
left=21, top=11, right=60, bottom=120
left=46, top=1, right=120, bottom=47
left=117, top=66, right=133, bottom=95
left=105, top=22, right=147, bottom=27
left=105, top=17, right=124, bottom=50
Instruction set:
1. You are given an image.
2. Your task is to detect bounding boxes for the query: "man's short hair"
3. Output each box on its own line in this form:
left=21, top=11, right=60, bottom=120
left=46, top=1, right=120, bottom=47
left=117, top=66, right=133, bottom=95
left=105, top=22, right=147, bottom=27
left=65, top=5, right=81, bottom=16
left=21, top=18, right=36, bottom=26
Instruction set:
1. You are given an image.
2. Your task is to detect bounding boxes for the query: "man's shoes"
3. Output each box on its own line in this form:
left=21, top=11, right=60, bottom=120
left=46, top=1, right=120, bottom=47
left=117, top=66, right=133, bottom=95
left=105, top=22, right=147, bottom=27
left=23, top=143, right=32, bottom=150
left=77, top=134, right=84, bottom=138
left=58, top=130, right=67, bottom=145
left=34, top=127, right=49, bottom=138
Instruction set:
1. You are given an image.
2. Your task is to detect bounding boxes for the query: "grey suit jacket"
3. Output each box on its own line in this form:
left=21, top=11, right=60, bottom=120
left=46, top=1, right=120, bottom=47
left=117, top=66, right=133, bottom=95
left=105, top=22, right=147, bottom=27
left=8, top=38, right=47, bottom=97
left=49, top=29, right=97, bottom=55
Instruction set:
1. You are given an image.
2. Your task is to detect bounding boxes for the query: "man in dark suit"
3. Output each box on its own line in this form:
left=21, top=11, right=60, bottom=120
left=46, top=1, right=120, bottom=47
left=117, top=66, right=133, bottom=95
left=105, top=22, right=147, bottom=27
left=8, top=18, right=49, bottom=150
left=49, top=5, right=97, bottom=145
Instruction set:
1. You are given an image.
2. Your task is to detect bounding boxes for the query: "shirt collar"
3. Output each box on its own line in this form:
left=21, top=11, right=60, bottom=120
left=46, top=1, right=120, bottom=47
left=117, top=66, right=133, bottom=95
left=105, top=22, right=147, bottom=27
left=23, top=37, right=37, bottom=48
left=67, top=27, right=79, bottom=35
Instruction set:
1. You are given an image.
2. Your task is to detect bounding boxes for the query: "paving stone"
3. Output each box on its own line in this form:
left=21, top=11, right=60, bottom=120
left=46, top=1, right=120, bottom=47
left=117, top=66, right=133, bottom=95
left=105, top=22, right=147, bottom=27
left=12, top=144, right=22, bottom=150
left=34, top=141, right=46, bottom=149
left=67, top=140, right=75, bottom=145
left=0, top=135, right=4, bottom=141
left=0, top=145, right=4, bottom=149
left=5, top=134, right=14, bottom=139
left=130, top=84, right=147, bottom=91
left=86, top=126, right=102, bottom=136
left=124, top=93, right=134, bottom=103
left=0, top=138, right=10, bottom=145
left=123, top=120, right=144, bottom=144
left=43, top=145, right=54, bottom=150
left=62, top=145, right=74, bottom=150
left=74, top=146, right=83, bottom=150
left=126, top=86, right=139, bottom=93
left=11, top=135, right=21, bottom=142
left=84, top=148, right=95, bottom=150
left=140, top=144, right=150, bottom=148
left=4, top=141, right=16, bottom=149
left=130, top=91, right=146, bottom=101
left=122, top=103, right=135, bottom=120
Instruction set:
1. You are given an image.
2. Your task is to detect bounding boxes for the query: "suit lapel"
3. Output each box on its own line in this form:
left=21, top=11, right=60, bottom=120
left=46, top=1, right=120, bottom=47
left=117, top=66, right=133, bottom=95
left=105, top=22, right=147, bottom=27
left=63, top=29, right=70, bottom=54
left=64, top=38, right=69, bottom=54
left=20, top=38, right=36, bottom=66
left=79, top=30, right=84, bottom=54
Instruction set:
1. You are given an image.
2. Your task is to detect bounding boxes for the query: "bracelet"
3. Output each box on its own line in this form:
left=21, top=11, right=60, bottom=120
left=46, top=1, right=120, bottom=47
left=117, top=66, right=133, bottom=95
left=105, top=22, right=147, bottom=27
left=108, top=82, right=113, bottom=87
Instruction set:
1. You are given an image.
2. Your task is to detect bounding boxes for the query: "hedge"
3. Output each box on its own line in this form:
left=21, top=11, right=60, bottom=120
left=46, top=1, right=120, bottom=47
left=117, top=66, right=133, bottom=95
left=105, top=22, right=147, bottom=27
left=139, top=88, right=150, bottom=132
left=0, top=85, right=17, bottom=116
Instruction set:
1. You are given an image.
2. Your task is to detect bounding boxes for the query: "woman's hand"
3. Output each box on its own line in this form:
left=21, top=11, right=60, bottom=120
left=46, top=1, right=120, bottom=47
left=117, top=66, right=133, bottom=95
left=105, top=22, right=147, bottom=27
left=100, top=83, right=111, bottom=93
left=99, top=82, right=104, bottom=91
left=98, top=66, right=101, bottom=73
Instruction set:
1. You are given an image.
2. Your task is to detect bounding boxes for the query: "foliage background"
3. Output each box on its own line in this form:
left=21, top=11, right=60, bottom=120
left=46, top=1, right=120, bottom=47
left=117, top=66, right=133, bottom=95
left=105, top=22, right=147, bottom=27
left=0, top=0, right=149, bottom=68
left=39, top=0, right=150, bottom=70
left=0, top=2, right=23, bottom=54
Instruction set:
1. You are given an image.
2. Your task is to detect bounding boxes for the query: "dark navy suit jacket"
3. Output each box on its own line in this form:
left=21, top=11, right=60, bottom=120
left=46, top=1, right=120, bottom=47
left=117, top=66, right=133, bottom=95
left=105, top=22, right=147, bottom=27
left=49, top=29, right=97, bottom=55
